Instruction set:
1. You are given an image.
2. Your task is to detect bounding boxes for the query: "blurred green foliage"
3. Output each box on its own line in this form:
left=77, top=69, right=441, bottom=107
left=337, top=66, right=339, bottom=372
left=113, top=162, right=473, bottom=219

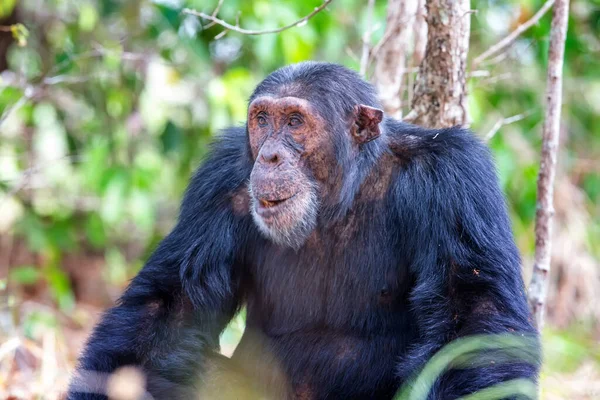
left=394, top=335, right=539, bottom=400
left=0, top=0, right=383, bottom=308
left=0, top=0, right=599, bottom=387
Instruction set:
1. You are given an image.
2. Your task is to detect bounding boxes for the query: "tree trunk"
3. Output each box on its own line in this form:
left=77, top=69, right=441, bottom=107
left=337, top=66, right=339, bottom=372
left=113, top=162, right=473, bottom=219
left=372, top=0, right=419, bottom=118
left=528, top=0, right=570, bottom=330
left=404, top=0, right=471, bottom=128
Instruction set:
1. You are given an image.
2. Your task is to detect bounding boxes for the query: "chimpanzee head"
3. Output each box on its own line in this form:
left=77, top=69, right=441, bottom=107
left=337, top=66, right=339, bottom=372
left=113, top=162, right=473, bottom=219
left=247, top=62, right=384, bottom=249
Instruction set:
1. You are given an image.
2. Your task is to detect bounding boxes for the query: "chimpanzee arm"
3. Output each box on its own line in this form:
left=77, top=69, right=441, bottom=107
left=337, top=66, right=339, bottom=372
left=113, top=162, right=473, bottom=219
left=391, top=124, right=541, bottom=398
left=68, top=128, right=253, bottom=399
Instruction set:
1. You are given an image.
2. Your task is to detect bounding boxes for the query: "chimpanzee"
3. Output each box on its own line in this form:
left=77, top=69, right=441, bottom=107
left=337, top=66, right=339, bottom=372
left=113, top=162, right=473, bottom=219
left=68, top=62, right=540, bottom=400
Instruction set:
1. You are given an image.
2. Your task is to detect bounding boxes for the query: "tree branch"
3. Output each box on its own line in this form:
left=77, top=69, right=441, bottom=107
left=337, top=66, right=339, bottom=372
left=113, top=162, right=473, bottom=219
left=372, top=0, right=419, bottom=118
left=202, top=0, right=226, bottom=30
left=0, top=94, right=29, bottom=128
left=359, top=0, right=376, bottom=77
left=368, top=26, right=393, bottom=64
left=411, top=0, right=428, bottom=68
left=472, top=0, right=555, bottom=67
left=527, top=0, right=570, bottom=330
left=484, top=111, right=534, bottom=142
left=182, top=0, right=333, bottom=37
left=0, top=155, right=84, bottom=207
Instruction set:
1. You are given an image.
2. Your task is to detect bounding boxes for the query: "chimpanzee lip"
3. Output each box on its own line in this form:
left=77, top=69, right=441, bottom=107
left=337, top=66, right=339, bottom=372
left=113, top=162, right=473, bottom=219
left=258, top=193, right=297, bottom=209
left=255, top=194, right=298, bottom=217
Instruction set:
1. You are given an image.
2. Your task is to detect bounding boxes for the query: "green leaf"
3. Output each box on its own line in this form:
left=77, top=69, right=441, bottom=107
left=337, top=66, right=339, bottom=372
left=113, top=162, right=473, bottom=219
left=79, top=3, right=99, bottom=32
left=85, top=213, right=107, bottom=249
left=101, top=172, right=128, bottom=225
left=0, top=0, right=17, bottom=18
left=457, top=379, right=537, bottom=400
left=160, top=120, right=183, bottom=154
left=10, top=23, right=29, bottom=47
left=394, top=334, right=538, bottom=400
left=45, top=266, right=75, bottom=311
left=10, top=265, right=41, bottom=285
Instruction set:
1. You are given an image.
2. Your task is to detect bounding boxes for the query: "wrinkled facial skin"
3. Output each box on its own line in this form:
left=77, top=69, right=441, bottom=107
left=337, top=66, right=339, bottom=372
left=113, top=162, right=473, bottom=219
left=247, top=96, right=329, bottom=249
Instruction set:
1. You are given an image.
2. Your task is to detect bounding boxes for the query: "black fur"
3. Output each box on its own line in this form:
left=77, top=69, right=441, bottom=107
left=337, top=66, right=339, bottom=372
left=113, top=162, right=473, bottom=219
left=68, top=62, right=539, bottom=400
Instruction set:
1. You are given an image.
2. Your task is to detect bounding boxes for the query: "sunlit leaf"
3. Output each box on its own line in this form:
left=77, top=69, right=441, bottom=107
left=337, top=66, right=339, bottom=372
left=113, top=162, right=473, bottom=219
left=9, top=265, right=40, bottom=285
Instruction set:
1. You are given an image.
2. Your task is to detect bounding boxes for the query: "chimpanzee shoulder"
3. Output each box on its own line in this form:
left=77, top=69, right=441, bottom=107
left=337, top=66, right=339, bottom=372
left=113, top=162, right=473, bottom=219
left=384, top=118, right=520, bottom=273
left=182, top=127, right=252, bottom=206
left=384, top=119, right=489, bottom=162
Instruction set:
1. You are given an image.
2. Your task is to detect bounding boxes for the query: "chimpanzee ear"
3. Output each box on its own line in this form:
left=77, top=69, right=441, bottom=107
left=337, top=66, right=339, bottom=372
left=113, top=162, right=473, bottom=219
left=351, top=104, right=384, bottom=144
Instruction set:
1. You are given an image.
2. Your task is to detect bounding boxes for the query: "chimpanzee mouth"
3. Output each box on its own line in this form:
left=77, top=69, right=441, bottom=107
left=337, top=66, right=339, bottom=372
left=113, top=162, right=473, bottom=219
left=250, top=187, right=319, bottom=249
left=257, top=193, right=297, bottom=209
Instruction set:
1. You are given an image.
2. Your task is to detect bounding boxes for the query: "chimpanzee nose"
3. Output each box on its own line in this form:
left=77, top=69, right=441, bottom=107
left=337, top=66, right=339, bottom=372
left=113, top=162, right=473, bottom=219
left=260, top=147, right=281, bottom=165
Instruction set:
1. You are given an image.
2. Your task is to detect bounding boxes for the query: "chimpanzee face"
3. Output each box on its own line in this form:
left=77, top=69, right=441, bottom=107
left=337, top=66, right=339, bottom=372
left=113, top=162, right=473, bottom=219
left=247, top=95, right=383, bottom=249
left=247, top=96, right=324, bottom=249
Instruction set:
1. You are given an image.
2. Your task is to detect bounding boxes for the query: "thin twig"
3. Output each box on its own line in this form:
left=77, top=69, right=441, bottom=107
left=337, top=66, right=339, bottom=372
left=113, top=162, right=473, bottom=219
left=410, top=0, right=427, bottom=67
left=0, top=70, right=114, bottom=130
left=481, top=39, right=535, bottom=68
left=401, top=67, right=420, bottom=75
left=527, top=0, right=570, bottom=330
left=182, top=0, right=333, bottom=37
left=0, top=155, right=84, bottom=208
left=484, top=111, right=534, bottom=141
left=360, top=0, right=376, bottom=77
left=406, top=64, right=415, bottom=115
left=202, top=0, right=225, bottom=29
left=481, top=72, right=514, bottom=85
left=0, top=87, right=33, bottom=128
left=473, top=0, right=555, bottom=66
left=469, top=70, right=491, bottom=78
left=369, top=27, right=394, bottom=64
left=368, top=4, right=419, bottom=67
left=214, top=29, right=229, bottom=40
left=345, top=46, right=360, bottom=63
left=42, top=75, right=98, bottom=85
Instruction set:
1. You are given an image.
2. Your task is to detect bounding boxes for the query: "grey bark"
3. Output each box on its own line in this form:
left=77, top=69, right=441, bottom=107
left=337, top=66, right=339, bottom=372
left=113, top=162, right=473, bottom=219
left=528, top=0, right=570, bottom=330
left=404, top=0, right=471, bottom=128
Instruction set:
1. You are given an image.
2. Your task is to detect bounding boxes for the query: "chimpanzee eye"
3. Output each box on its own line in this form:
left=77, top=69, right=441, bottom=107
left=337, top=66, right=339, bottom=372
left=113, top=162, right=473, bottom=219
left=289, top=116, right=303, bottom=127
left=257, top=115, right=268, bottom=127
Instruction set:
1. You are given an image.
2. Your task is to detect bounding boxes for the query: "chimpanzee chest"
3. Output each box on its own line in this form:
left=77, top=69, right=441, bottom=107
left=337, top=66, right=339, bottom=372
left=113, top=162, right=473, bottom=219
left=247, top=237, right=411, bottom=334
left=238, top=207, right=416, bottom=398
